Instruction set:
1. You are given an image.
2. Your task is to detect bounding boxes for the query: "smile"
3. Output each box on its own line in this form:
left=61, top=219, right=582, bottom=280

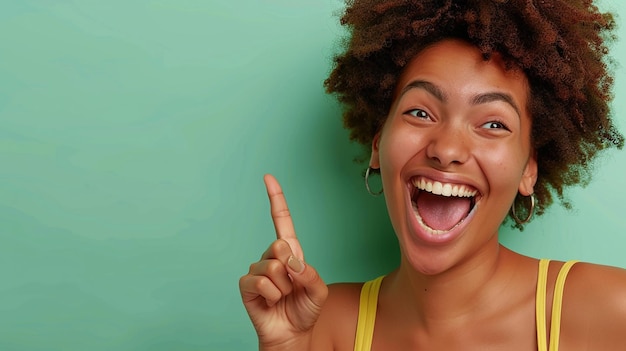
left=410, top=176, right=480, bottom=235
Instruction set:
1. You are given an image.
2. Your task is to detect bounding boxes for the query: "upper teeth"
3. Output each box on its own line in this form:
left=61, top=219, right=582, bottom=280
left=412, top=177, right=477, bottom=197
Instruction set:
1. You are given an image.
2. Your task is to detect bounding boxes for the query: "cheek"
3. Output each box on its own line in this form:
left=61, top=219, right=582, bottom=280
left=476, top=141, right=527, bottom=189
left=379, top=129, right=420, bottom=173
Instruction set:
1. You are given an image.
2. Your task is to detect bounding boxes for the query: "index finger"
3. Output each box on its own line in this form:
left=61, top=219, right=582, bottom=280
left=263, top=175, right=304, bottom=259
left=264, top=174, right=297, bottom=242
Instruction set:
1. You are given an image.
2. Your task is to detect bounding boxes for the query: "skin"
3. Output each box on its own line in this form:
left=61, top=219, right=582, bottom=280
left=239, top=39, right=626, bottom=350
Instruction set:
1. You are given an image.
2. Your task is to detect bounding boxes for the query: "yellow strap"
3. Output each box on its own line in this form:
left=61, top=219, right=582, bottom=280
left=536, top=259, right=550, bottom=351
left=549, top=260, right=578, bottom=351
left=353, top=276, right=384, bottom=351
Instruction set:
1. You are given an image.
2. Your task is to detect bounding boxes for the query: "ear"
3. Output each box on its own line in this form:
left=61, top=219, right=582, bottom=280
left=518, top=152, right=538, bottom=196
left=369, top=132, right=381, bottom=169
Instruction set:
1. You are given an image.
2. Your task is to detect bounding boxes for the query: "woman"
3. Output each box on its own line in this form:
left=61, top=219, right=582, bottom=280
left=240, top=0, right=626, bottom=350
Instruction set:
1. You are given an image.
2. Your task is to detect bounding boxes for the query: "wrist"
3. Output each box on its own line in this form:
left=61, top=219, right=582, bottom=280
left=259, top=333, right=312, bottom=351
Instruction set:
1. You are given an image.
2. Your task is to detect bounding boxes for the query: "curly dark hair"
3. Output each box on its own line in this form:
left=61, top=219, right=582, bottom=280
left=324, top=0, right=624, bottom=227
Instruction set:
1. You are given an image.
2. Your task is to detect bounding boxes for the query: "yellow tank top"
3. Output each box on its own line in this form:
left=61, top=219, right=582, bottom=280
left=353, top=259, right=579, bottom=351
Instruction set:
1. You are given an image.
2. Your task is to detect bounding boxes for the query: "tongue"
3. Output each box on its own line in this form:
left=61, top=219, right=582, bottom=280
left=416, top=192, right=471, bottom=231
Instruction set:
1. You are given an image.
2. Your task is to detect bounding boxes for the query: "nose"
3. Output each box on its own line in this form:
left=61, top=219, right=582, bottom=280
left=425, top=124, right=470, bottom=168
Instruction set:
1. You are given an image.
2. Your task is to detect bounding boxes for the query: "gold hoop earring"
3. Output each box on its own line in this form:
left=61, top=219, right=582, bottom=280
left=511, top=194, right=535, bottom=225
left=365, top=167, right=383, bottom=196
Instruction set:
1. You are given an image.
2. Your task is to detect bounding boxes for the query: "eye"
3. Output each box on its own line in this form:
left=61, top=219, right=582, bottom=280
left=481, top=120, right=510, bottom=130
left=405, top=108, right=431, bottom=120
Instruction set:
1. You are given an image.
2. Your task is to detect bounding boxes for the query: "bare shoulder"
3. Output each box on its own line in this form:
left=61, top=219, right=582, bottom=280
left=311, top=281, right=363, bottom=351
left=561, top=262, right=626, bottom=349
left=565, top=262, right=626, bottom=313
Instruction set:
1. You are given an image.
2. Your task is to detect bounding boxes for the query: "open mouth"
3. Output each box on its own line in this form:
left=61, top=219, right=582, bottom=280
left=410, top=176, right=479, bottom=235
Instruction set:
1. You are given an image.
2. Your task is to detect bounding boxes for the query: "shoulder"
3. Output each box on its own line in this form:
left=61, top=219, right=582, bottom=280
left=322, top=281, right=364, bottom=321
left=560, top=262, right=626, bottom=349
left=564, top=262, right=626, bottom=315
left=311, top=281, right=365, bottom=351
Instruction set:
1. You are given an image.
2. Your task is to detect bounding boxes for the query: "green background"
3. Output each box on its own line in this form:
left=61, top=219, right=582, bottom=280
left=0, top=1, right=625, bottom=350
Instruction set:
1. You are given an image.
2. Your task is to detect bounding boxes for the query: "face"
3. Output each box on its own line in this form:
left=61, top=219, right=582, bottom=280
left=370, top=39, right=537, bottom=274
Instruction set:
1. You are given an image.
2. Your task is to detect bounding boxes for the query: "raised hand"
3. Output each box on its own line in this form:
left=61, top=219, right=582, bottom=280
left=239, top=174, right=328, bottom=350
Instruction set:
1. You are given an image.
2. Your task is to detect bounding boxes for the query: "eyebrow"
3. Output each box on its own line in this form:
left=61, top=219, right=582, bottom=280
left=401, top=80, right=447, bottom=102
left=400, top=80, right=521, bottom=118
left=471, top=92, right=521, bottom=118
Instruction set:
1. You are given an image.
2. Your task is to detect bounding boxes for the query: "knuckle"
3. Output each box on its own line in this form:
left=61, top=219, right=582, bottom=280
left=269, top=191, right=285, bottom=202
left=271, top=208, right=291, bottom=218
left=265, top=259, right=286, bottom=276
left=248, top=262, right=257, bottom=273
left=254, top=276, right=272, bottom=292
left=270, top=239, right=291, bottom=255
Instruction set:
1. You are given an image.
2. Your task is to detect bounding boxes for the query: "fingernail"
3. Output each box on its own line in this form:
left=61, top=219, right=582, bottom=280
left=287, top=255, right=305, bottom=274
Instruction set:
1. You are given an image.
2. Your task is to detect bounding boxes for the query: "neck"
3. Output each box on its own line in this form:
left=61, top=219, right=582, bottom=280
left=386, top=243, right=518, bottom=327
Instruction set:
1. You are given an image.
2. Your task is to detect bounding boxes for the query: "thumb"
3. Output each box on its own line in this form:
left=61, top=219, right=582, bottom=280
left=286, top=256, right=328, bottom=306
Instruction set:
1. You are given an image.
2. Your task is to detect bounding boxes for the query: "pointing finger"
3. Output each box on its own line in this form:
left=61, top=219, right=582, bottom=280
left=263, top=174, right=303, bottom=259
left=264, top=174, right=296, bottom=240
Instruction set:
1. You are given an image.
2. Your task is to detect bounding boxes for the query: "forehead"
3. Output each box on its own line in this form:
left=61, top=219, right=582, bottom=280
left=393, top=39, right=529, bottom=106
